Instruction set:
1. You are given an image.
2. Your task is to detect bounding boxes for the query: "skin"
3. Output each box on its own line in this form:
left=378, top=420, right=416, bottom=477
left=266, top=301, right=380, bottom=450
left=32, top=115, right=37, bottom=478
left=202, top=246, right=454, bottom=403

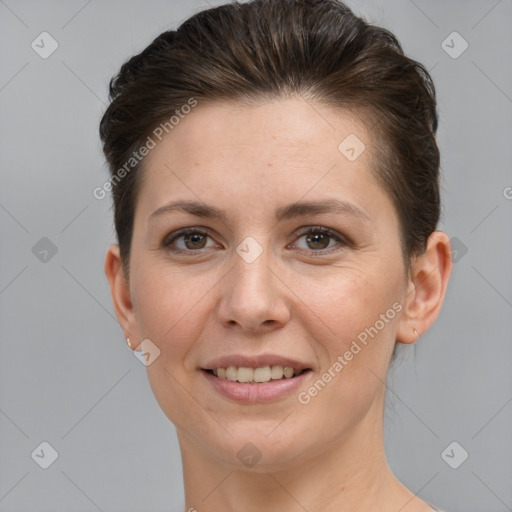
left=105, top=97, right=452, bottom=512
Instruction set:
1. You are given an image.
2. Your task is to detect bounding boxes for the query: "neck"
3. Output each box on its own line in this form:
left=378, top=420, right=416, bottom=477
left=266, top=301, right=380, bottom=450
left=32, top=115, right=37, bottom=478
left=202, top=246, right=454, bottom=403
left=176, top=394, right=431, bottom=512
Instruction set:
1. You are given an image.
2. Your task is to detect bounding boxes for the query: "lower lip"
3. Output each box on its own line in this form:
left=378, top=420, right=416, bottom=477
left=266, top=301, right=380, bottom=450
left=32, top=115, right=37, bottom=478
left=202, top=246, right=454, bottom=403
left=201, top=369, right=311, bottom=404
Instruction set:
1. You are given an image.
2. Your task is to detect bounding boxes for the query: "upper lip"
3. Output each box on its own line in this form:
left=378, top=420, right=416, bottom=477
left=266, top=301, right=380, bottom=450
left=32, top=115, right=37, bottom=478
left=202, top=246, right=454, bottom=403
left=202, top=354, right=312, bottom=371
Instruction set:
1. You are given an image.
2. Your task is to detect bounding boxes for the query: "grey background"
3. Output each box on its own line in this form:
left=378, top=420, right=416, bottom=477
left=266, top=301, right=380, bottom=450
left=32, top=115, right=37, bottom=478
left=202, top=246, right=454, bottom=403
left=0, top=0, right=511, bottom=511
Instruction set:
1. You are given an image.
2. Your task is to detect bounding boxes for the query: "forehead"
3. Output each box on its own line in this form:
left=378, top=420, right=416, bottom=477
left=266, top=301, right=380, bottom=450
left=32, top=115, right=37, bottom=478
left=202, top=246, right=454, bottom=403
left=136, top=98, right=396, bottom=227
left=157, top=98, right=369, bottom=160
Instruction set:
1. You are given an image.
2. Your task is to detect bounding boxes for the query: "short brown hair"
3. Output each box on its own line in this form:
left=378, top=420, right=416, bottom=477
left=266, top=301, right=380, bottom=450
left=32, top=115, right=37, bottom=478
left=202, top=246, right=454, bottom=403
left=99, top=0, right=440, bottom=279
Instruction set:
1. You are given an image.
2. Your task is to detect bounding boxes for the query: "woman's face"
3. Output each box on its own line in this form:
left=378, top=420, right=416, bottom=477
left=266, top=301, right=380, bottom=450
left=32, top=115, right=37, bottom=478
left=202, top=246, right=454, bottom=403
left=125, top=98, right=411, bottom=470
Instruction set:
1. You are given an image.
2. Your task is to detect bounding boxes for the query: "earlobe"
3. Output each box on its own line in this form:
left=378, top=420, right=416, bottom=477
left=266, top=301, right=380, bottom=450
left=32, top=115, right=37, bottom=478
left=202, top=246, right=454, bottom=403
left=396, top=231, right=453, bottom=344
left=104, top=245, right=138, bottom=343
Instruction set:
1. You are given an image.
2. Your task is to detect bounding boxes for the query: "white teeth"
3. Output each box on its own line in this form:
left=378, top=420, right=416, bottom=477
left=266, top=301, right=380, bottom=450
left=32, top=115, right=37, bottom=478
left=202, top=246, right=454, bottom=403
left=237, top=367, right=254, bottom=383
left=283, top=366, right=294, bottom=378
left=225, top=366, right=237, bottom=381
left=211, top=365, right=302, bottom=383
left=271, top=365, right=283, bottom=379
left=253, top=366, right=271, bottom=382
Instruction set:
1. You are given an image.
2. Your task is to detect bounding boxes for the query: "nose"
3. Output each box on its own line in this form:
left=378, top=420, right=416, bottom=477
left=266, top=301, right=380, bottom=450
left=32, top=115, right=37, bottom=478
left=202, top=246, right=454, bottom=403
left=216, top=243, right=291, bottom=333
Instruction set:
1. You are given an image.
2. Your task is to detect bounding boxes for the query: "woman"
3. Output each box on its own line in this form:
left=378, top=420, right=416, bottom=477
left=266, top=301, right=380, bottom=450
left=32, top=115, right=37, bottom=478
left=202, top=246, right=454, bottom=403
left=100, top=1, right=452, bottom=511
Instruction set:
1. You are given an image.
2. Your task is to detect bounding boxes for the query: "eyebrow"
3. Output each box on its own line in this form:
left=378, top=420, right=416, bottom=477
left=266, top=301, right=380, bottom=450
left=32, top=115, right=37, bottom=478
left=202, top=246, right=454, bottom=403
left=149, top=198, right=370, bottom=224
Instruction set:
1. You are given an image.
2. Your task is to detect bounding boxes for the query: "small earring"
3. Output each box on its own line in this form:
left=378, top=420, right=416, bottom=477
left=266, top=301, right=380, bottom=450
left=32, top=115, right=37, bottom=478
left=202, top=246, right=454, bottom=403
left=413, top=328, right=419, bottom=340
left=126, top=337, right=133, bottom=349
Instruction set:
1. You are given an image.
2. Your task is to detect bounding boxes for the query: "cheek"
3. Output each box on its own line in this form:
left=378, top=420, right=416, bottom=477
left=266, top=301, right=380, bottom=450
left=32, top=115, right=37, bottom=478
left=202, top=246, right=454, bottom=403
left=297, top=266, right=402, bottom=355
left=131, top=262, right=219, bottom=364
left=290, top=271, right=401, bottom=434
left=295, top=265, right=403, bottom=406
left=130, top=263, right=219, bottom=429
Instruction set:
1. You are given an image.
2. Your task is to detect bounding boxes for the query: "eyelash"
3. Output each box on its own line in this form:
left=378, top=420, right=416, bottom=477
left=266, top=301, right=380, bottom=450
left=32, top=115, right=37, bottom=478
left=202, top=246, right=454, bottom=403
left=162, top=226, right=350, bottom=256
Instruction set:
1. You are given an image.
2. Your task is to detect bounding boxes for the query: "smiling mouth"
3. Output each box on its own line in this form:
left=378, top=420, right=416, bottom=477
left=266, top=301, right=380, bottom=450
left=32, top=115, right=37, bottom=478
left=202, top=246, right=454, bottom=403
left=203, top=366, right=311, bottom=384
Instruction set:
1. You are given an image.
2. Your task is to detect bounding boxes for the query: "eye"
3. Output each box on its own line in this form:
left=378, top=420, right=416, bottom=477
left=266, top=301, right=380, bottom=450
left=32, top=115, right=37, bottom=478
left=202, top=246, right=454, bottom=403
left=162, top=226, right=350, bottom=255
left=162, top=228, right=218, bottom=253
left=292, top=226, right=349, bottom=254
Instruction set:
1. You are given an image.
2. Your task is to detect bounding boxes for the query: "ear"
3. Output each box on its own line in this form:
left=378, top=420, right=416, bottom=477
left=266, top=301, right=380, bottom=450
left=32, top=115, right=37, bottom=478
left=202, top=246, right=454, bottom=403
left=396, top=231, right=453, bottom=344
left=104, top=245, right=139, bottom=348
